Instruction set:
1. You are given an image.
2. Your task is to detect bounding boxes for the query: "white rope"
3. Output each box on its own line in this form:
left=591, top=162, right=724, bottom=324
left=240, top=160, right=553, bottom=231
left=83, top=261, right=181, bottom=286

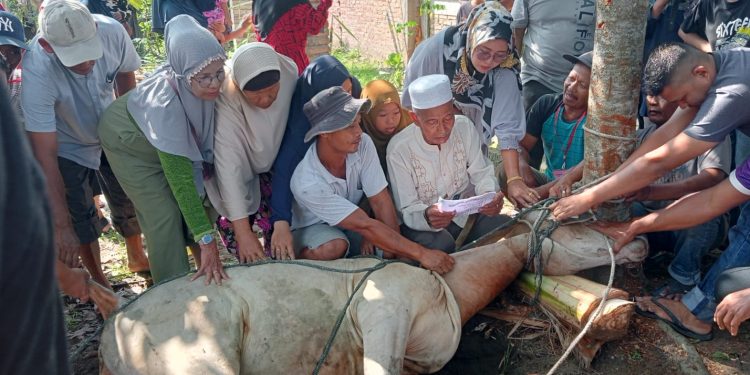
left=545, top=231, right=616, bottom=375
left=583, top=125, right=637, bottom=142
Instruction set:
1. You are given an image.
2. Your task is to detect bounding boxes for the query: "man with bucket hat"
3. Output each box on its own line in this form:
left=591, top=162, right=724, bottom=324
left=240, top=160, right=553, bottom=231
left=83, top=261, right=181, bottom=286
left=290, top=86, right=455, bottom=274
left=22, top=0, right=146, bottom=290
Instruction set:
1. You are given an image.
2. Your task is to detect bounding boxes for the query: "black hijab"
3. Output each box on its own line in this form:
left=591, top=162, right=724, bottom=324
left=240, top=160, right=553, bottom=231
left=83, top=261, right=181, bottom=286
left=252, top=0, right=308, bottom=39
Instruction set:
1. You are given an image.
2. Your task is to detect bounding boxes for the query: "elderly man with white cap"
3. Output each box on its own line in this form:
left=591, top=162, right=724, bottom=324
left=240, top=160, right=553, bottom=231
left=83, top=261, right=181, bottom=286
left=22, top=0, right=146, bottom=290
left=387, top=74, right=508, bottom=253
left=289, top=86, right=455, bottom=274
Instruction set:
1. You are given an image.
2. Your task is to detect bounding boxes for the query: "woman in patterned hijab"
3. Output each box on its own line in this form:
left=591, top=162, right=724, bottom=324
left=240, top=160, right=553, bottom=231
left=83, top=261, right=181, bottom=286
left=403, top=1, right=540, bottom=208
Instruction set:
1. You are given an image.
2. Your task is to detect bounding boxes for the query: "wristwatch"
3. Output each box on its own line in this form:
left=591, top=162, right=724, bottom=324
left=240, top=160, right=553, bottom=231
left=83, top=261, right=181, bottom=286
left=198, top=233, right=214, bottom=245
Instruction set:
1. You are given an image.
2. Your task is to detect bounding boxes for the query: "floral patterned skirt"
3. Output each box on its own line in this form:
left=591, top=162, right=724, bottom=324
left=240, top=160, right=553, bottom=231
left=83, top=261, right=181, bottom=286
left=216, top=173, right=273, bottom=257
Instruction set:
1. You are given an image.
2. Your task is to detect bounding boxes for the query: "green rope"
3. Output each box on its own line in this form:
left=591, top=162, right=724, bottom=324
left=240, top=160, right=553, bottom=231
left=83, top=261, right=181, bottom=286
left=84, top=257, right=401, bottom=370
left=312, top=259, right=396, bottom=374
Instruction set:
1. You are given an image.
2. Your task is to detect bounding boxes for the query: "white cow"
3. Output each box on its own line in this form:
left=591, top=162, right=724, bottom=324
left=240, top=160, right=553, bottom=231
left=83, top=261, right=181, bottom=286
left=100, top=218, right=647, bottom=374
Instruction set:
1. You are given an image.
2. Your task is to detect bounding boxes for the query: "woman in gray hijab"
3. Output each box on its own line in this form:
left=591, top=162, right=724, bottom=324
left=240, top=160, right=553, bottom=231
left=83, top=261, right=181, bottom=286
left=98, top=15, right=228, bottom=285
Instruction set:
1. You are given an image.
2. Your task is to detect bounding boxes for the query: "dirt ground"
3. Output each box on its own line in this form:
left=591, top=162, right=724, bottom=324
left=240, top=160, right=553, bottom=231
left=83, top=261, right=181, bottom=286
left=66, top=227, right=750, bottom=375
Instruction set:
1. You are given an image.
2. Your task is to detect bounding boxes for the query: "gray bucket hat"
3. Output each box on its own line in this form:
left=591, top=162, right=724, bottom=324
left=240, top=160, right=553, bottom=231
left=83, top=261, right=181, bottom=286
left=303, top=86, right=371, bottom=142
left=563, top=51, right=593, bottom=69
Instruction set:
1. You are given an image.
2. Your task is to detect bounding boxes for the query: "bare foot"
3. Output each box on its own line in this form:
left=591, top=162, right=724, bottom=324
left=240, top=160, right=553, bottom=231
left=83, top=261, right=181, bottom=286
left=126, top=234, right=149, bottom=272
left=636, top=296, right=711, bottom=336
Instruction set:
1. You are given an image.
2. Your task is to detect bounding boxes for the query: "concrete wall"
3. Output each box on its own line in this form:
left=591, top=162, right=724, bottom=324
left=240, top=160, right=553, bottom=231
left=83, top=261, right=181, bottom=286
left=230, top=0, right=461, bottom=62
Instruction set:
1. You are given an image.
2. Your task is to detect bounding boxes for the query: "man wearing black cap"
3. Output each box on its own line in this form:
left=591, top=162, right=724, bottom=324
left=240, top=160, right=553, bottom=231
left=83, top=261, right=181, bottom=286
left=503, top=51, right=593, bottom=200
left=0, top=10, right=28, bottom=121
left=289, top=86, right=455, bottom=274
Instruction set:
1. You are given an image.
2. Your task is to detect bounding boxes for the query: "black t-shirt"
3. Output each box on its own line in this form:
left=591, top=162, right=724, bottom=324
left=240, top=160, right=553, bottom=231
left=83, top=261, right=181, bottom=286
left=681, top=0, right=750, bottom=50
left=526, top=93, right=564, bottom=139
left=0, top=75, right=70, bottom=373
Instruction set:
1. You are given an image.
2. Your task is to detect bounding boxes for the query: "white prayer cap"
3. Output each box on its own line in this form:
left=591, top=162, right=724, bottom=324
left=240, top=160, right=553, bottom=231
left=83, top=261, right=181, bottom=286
left=409, top=74, right=453, bottom=109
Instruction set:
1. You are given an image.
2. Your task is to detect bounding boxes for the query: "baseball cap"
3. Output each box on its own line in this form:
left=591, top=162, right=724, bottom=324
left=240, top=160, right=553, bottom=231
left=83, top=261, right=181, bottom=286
left=303, top=86, right=371, bottom=143
left=39, top=0, right=102, bottom=67
left=563, top=51, right=593, bottom=69
left=0, top=11, right=28, bottom=50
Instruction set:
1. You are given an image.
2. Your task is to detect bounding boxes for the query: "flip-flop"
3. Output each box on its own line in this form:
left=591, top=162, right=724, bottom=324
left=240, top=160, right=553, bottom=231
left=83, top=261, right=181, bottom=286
left=651, top=279, right=693, bottom=299
left=636, top=297, right=713, bottom=341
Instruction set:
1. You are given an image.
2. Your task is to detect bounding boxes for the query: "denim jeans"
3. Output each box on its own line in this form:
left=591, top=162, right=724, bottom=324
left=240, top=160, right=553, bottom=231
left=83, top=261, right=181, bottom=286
left=631, top=202, right=723, bottom=285
left=682, top=201, right=750, bottom=322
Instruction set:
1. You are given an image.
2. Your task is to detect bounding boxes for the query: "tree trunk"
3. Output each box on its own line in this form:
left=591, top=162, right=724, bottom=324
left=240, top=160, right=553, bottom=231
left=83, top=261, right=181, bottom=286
left=582, top=0, right=648, bottom=222
left=515, top=272, right=635, bottom=367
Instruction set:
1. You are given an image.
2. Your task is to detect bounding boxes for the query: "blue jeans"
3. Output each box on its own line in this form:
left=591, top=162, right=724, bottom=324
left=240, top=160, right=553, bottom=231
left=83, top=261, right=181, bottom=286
left=682, top=201, right=750, bottom=322
left=631, top=203, right=723, bottom=285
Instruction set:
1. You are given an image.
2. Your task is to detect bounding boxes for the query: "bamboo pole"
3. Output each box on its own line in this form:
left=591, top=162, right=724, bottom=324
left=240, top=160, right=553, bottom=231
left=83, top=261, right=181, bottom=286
left=582, top=0, right=648, bottom=222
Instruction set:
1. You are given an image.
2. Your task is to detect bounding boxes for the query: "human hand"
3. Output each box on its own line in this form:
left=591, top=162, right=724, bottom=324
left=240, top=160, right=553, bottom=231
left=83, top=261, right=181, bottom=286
left=507, top=179, right=541, bottom=208
left=715, top=288, right=750, bottom=336
left=478, top=192, right=505, bottom=216
left=518, top=159, right=538, bottom=188
left=550, top=192, right=594, bottom=221
left=549, top=174, right=577, bottom=198
left=360, top=238, right=376, bottom=256
left=588, top=221, right=635, bottom=253
left=418, top=249, right=455, bottom=275
left=271, top=221, right=295, bottom=260
left=87, top=279, right=119, bottom=319
left=240, top=13, right=253, bottom=29
left=237, top=234, right=268, bottom=264
left=56, top=227, right=81, bottom=268
left=191, top=240, right=229, bottom=286
left=624, top=185, right=651, bottom=203
left=58, top=265, right=90, bottom=302
left=425, top=204, right=456, bottom=229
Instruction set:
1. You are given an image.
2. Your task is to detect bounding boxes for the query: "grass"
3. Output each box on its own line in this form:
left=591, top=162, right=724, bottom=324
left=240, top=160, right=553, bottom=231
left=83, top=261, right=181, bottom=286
left=332, top=48, right=404, bottom=90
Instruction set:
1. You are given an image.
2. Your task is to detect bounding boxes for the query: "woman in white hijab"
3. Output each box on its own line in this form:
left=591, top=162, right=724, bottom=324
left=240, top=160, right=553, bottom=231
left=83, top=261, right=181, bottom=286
left=206, top=42, right=297, bottom=263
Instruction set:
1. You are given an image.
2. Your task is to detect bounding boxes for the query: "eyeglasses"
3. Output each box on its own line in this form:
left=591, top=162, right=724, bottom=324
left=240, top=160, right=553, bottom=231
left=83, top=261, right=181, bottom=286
left=474, top=47, right=510, bottom=64
left=193, top=70, right=225, bottom=88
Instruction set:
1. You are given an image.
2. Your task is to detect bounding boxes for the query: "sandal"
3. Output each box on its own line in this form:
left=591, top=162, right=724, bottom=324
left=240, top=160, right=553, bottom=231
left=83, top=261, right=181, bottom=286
left=651, top=279, right=693, bottom=299
left=636, top=297, right=713, bottom=341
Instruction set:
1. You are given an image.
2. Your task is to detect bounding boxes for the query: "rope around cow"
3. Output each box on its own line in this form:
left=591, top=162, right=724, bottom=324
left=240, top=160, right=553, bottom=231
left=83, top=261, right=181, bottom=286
left=72, top=175, right=620, bottom=375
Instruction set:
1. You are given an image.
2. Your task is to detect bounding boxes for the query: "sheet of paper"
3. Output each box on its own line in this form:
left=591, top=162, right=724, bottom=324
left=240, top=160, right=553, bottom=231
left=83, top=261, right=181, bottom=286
left=436, top=192, right=496, bottom=216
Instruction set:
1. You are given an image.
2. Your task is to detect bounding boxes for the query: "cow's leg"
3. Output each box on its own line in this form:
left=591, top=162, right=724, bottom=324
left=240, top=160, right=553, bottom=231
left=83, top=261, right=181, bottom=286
left=356, top=281, right=412, bottom=375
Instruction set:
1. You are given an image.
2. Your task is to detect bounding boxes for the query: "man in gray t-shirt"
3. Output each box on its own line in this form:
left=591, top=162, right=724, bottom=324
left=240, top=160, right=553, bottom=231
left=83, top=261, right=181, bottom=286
left=511, top=0, right=596, bottom=110
left=22, top=1, right=145, bottom=290
left=550, top=43, right=750, bottom=340
left=631, top=93, right=731, bottom=296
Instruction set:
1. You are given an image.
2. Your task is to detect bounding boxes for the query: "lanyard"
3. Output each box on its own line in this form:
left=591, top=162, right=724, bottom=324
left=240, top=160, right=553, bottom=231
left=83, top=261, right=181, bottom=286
left=552, top=103, right=586, bottom=169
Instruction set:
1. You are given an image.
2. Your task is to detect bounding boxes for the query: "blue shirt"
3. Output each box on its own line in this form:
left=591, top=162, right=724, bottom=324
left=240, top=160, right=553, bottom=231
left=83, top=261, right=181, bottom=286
left=540, top=105, right=586, bottom=180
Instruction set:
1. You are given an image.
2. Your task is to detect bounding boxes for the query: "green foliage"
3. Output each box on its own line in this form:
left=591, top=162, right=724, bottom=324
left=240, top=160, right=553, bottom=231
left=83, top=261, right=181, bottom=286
left=394, top=20, right=418, bottom=36
left=385, top=52, right=404, bottom=89
left=332, top=48, right=405, bottom=91
left=419, top=0, right=446, bottom=15
left=131, top=0, right=166, bottom=71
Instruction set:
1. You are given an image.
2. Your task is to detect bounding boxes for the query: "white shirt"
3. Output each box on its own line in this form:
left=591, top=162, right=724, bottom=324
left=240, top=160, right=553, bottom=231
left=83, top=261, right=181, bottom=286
left=386, top=115, right=498, bottom=232
left=291, top=134, right=388, bottom=230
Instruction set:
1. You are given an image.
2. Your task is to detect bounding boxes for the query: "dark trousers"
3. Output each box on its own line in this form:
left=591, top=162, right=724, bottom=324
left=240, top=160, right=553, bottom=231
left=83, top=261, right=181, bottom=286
left=401, top=214, right=512, bottom=253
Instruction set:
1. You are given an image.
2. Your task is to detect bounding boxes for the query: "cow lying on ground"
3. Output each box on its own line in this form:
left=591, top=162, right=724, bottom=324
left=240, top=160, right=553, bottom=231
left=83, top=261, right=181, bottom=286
left=100, top=217, right=647, bottom=374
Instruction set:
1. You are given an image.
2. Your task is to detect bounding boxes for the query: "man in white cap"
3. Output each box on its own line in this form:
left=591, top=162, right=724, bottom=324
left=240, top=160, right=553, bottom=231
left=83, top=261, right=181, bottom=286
left=22, top=0, right=146, bottom=290
left=387, top=74, right=508, bottom=253
left=290, top=86, right=455, bottom=274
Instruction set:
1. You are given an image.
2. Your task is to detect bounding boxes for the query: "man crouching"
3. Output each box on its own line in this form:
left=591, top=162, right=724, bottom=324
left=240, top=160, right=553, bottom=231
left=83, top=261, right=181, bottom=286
left=289, top=86, right=455, bottom=274
left=387, top=74, right=509, bottom=253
